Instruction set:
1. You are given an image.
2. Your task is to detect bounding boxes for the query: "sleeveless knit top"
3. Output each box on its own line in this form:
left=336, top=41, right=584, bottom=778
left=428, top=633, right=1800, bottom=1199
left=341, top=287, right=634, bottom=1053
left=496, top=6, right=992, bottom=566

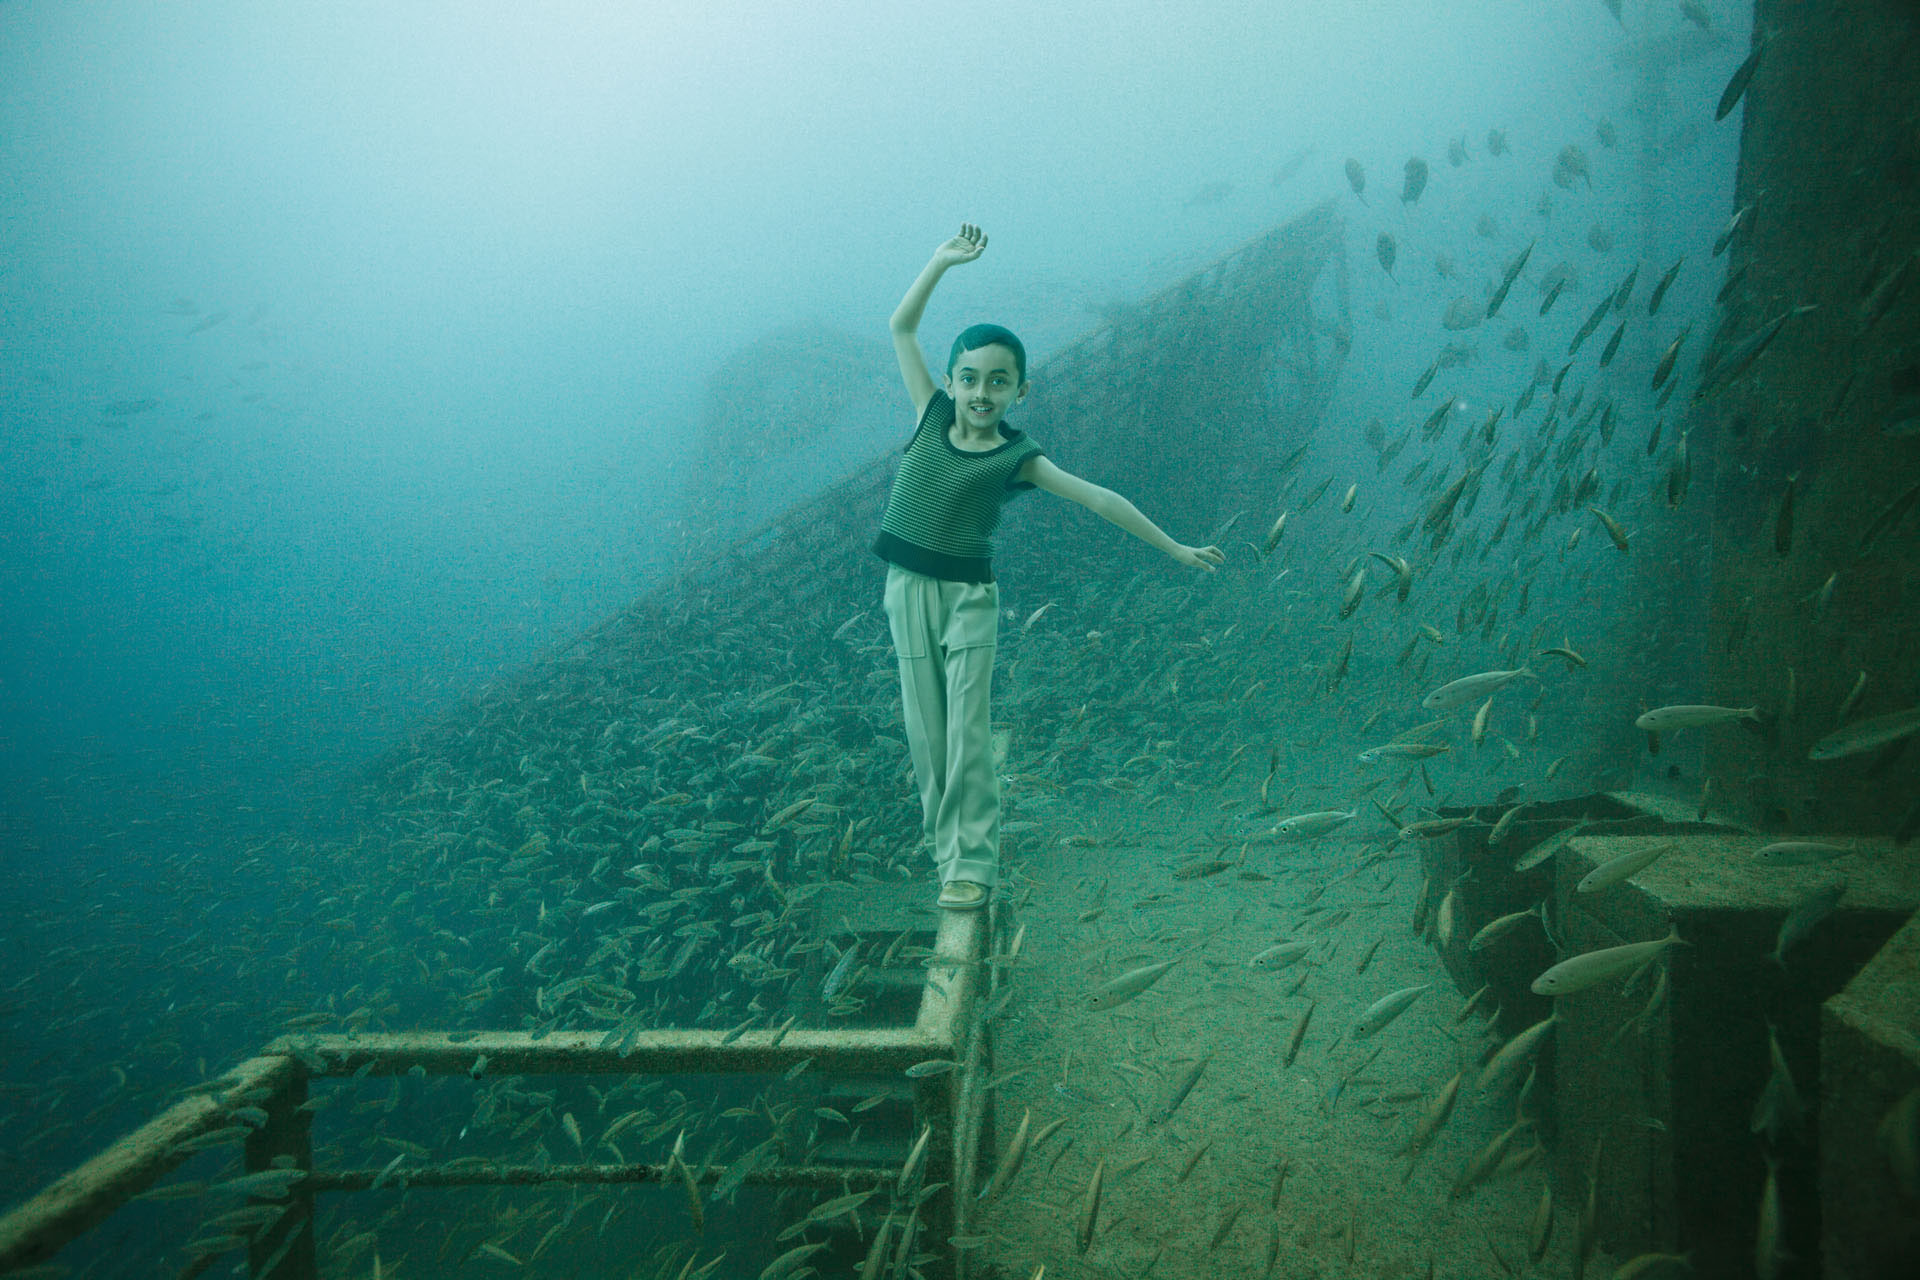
left=872, top=389, right=1046, bottom=583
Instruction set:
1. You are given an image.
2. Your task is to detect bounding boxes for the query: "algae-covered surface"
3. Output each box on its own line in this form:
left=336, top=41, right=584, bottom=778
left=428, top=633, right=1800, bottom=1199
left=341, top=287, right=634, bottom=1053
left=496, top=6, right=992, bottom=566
left=970, top=791, right=1575, bottom=1280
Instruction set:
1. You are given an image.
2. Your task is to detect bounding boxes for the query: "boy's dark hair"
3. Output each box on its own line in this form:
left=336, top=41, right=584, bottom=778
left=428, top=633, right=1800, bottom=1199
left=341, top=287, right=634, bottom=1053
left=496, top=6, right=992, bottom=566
left=947, top=323, right=1027, bottom=385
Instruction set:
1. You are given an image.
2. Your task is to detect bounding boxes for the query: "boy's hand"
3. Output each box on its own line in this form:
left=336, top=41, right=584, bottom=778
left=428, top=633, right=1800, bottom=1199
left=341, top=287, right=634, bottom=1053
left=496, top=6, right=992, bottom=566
left=1172, top=544, right=1225, bottom=572
left=932, top=224, right=988, bottom=268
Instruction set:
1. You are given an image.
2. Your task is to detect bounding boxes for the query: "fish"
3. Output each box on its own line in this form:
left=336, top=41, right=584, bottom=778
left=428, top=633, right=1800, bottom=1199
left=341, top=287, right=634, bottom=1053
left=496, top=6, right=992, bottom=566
left=1422, top=466, right=1481, bottom=531
left=1086, top=959, right=1178, bottom=1010
left=1634, top=705, right=1760, bottom=731
left=759, top=1242, right=828, bottom=1280
left=1753, top=841, right=1856, bottom=866
left=1273, top=809, right=1356, bottom=837
left=1648, top=257, right=1684, bottom=314
left=1577, top=843, right=1675, bottom=893
left=1249, top=940, right=1313, bottom=969
left=1423, top=667, right=1534, bottom=711
left=822, top=941, right=861, bottom=1000
left=1358, top=741, right=1450, bottom=763
left=1531, top=927, right=1682, bottom=996
left=1488, top=802, right=1532, bottom=847
left=1713, top=203, right=1751, bottom=257
left=1469, top=903, right=1543, bottom=952
left=1402, top=156, right=1429, bottom=204
left=1075, top=1158, right=1105, bottom=1255
left=1411, top=360, right=1439, bottom=399
left=1539, top=278, right=1568, bottom=315
left=1756, top=1158, right=1787, bottom=1280
left=1345, top=158, right=1367, bottom=202
left=1377, top=232, right=1398, bottom=275
left=1694, top=306, right=1817, bottom=402
left=1486, top=240, right=1537, bottom=318
left=1568, top=292, right=1613, bottom=355
left=1598, top=321, right=1626, bottom=367
left=1402, top=1070, right=1463, bottom=1157
left=981, top=1108, right=1031, bottom=1200
left=1772, top=882, right=1846, bottom=966
left=1150, top=1055, right=1210, bottom=1123
left=1589, top=506, right=1630, bottom=551
left=1530, top=1181, right=1555, bottom=1264
left=1451, top=1117, right=1534, bottom=1199
left=1807, top=706, right=1920, bottom=760
left=1340, top=564, right=1368, bottom=619
left=1261, top=511, right=1288, bottom=556
left=905, top=1058, right=960, bottom=1078
left=1477, top=1015, right=1557, bottom=1099
left=1352, top=983, right=1432, bottom=1038
left=1651, top=327, right=1689, bottom=389
left=1667, top=430, right=1691, bottom=506
left=1284, top=1000, right=1314, bottom=1066
left=1751, top=1026, right=1805, bottom=1145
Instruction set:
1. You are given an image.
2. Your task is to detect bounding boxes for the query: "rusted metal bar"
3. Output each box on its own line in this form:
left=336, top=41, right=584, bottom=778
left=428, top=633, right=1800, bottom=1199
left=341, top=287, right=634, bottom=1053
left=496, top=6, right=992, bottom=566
left=245, top=1064, right=317, bottom=1280
left=264, top=1025, right=950, bottom=1080
left=0, top=1054, right=297, bottom=1273
left=947, top=901, right=999, bottom=1280
left=306, top=1159, right=894, bottom=1193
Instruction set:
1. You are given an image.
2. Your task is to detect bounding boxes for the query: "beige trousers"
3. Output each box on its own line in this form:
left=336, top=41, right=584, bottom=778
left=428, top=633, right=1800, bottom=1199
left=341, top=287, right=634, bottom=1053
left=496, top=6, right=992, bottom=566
left=883, top=565, right=1001, bottom=888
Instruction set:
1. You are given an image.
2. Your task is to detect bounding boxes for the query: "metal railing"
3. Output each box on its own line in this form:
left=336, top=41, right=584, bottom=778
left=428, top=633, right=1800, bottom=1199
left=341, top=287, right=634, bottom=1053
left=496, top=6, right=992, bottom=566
left=0, top=905, right=993, bottom=1278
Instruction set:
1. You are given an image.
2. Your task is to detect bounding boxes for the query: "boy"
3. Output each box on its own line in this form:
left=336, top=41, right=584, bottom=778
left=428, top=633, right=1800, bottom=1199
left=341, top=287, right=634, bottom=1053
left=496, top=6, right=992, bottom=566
left=877, top=224, right=1225, bottom=910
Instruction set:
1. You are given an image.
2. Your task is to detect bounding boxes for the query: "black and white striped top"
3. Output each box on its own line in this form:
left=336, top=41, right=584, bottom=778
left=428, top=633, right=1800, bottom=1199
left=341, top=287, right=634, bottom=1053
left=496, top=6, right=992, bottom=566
left=871, top=390, right=1045, bottom=583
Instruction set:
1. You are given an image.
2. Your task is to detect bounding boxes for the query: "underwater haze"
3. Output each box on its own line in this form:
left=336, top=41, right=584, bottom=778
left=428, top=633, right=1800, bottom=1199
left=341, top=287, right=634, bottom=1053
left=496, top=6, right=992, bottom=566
left=0, top=0, right=1770, bottom=1276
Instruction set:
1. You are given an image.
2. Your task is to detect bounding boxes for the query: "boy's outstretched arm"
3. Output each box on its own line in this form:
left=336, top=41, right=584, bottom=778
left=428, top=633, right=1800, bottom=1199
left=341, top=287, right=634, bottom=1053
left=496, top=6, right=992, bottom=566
left=891, top=224, right=987, bottom=418
left=1020, top=456, right=1226, bottom=572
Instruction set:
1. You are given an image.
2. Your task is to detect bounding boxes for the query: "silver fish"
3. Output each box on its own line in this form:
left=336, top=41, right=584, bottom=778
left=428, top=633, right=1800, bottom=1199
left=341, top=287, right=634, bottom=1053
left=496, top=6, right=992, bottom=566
left=1352, top=983, right=1432, bottom=1038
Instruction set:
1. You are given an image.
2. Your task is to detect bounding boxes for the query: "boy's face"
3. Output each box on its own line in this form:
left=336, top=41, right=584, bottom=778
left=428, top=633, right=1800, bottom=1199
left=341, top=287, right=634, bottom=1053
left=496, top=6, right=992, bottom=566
left=945, top=344, right=1028, bottom=430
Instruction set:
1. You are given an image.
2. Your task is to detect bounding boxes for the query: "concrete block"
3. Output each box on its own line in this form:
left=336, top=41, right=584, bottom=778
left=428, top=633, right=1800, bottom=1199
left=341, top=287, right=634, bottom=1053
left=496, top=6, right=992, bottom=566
left=1821, top=908, right=1920, bottom=1280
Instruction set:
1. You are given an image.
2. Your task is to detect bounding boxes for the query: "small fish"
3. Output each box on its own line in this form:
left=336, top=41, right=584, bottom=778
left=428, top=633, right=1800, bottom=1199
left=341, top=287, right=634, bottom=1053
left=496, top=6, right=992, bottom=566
left=905, top=1059, right=960, bottom=1078
left=1411, top=361, right=1438, bottom=399
left=1377, top=232, right=1398, bottom=276
left=1086, top=959, right=1178, bottom=1010
left=822, top=941, right=861, bottom=1000
left=1753, top=841, right=1855, bottom=866
left=1651, top=326, right=1689, bottom=389
left=1578, top=843, right=1675, bottom=893
left=1772, top=882, right=1846, bottom=966
left=1075, top=1159, right=1105, bottom=1255
left=1469, top=903, right=1543, bottom=952
left=1569, top=291, right=1613, bottom=355
left=1423, top=668, right=1534, bottom=711
left=1634, top=705, right=1759, bottom=732
left=1478, top=1015, right=1557, bottom=1099
left=1150, top=1055, right=1211, bottom=1124
left=1486, top=240, right=1536, bottom=318
left=1667, top=430, right=1691, bottom=507
left=1262, top=511, right=1288, bottom=556
left=1598, top=321, right=1627, bottom=368
left=1402, top=155, right=1429, bottom=204
left=1807, top=705, right=1920, bottom=760
left=1345, top=157, right=1367, bottom=202
left=1273, top=809, right=1356, bottom=837
left=1358, top=740, right=1449, bottom=763
left=1694, top=306, right=1816, bottom=402
left=1717, top=37, right=1767, bottom=119
left=1249, top=940, right=1313, bottom=969
left=1352, top=983, right=1432, bottom=1038
left=1532, top=927, right=1683, bottom=996
left=1283, top=1000, right=1315, bottom=1066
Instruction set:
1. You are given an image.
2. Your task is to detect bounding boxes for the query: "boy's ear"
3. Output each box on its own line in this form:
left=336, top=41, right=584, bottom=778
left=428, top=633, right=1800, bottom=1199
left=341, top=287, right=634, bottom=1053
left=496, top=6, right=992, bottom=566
left=1018, top=380, right=1030, bottom=400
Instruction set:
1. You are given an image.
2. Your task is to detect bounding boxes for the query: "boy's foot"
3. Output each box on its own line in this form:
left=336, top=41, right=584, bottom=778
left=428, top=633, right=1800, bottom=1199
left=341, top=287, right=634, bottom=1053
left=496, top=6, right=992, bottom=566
left=937, top=881, right=987, bottom=911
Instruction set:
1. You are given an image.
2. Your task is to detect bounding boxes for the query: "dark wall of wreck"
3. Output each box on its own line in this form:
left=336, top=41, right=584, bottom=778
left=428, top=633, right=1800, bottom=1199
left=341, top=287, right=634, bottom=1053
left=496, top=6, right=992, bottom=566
left=1703, top=0, right=1920, bottom=833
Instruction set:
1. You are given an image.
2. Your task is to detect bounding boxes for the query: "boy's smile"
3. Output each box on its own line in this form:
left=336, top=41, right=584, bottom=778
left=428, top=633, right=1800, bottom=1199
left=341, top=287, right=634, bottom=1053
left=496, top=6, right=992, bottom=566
left=945, top=343, right=1028, bottom=440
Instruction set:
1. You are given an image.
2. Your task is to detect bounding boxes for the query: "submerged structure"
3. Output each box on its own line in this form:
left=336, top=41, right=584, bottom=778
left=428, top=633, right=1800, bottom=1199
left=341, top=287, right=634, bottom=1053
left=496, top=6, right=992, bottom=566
left=4, top=4, right=1919, bottom=1272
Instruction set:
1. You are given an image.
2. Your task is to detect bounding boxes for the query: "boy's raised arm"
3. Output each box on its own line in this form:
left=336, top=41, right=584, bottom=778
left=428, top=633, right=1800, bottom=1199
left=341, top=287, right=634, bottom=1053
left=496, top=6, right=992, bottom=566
left=891, top=224, right=987, bottom=419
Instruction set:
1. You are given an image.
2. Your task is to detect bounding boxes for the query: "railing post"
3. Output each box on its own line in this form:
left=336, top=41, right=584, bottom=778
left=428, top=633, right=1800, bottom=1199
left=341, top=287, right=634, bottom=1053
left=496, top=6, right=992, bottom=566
left=246, top=1066, right=317, bottom=1280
